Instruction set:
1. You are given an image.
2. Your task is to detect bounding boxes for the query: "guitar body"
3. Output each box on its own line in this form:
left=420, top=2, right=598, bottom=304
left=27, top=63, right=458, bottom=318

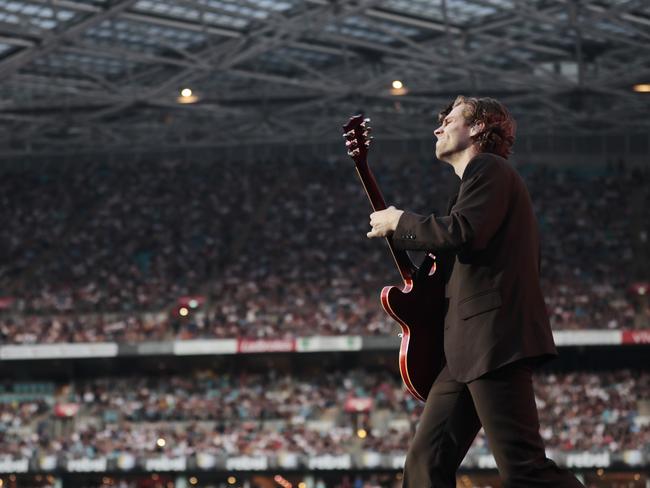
left=381, top=264, right=446, bottom=402
left=343, top=114, right=446, bottom=402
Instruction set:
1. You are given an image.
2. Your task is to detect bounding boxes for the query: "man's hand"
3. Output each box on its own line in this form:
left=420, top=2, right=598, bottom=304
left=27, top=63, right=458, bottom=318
left=368, top=206, right=404, bottom=238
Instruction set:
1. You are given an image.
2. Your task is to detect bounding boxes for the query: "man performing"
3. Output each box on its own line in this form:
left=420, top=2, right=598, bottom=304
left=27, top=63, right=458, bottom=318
left=366, top=96, right=585, bottom=487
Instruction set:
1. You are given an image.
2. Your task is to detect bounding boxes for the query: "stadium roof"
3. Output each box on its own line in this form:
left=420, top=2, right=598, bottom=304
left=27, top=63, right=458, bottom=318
left=0, top=0, right=649, bottom=153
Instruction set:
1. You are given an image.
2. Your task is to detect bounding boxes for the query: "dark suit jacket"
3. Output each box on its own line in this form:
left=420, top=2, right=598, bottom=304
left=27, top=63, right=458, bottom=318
left=393, top=153, right=557, bottom=382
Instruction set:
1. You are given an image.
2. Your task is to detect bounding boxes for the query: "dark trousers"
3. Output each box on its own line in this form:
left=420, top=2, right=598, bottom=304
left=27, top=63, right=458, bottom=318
left=402, top=360, right=585, bottom=488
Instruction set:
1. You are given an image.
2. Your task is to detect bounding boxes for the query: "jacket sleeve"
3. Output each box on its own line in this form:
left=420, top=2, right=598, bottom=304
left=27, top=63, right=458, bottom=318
left=392, top=157, right=512, bottom=253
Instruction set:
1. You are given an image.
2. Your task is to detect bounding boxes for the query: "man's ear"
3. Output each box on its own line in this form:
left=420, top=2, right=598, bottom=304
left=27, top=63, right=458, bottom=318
left=469, top=121, right=485, bottom=137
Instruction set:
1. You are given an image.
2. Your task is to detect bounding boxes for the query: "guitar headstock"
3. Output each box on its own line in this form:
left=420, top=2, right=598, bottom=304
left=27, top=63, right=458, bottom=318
left=342, top=114, right=372, bottom=166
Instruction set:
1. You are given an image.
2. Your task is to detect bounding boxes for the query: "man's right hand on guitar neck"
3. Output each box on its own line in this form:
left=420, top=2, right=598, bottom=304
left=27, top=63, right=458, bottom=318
left=367, top=206, right=404, bottom=238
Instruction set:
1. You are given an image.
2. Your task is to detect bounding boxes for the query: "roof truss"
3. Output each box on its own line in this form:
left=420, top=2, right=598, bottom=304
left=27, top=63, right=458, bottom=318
left=0, top=0, right=649, bottom=154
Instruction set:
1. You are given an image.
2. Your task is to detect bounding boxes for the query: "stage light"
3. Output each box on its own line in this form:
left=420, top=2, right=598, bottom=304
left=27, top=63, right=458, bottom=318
left=390, top=80, right=408, bottom=96
left=189, top=477, right=198, bottom=485
left=633, top=84, right=650, bottom=92
left=298, top=483, right=306, bottom=488
left=597, top=468, right=604, bottom=476
left=227, top=477, right=236, bottom=485
left=188, top=299, right=198, bottom=308
left=156, top=437, right=166, bottom=447
left=357, top=428, right=367, bottom=438
left=179, top=307, right=189, bottom=317
left=177, top=88, right=199, bottom=104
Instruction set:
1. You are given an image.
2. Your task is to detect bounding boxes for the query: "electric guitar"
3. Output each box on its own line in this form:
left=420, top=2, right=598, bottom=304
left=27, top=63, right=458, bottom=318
left=343, top=114, right=446, bottom=402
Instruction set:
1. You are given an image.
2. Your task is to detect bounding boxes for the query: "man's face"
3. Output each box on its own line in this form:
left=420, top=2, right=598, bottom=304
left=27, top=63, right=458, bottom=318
left=433, top=103, right=474, bottom=161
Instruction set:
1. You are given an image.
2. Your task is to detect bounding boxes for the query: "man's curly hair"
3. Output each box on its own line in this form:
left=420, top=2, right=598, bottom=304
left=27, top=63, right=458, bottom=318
left=439, top=95, right=516, bottom=159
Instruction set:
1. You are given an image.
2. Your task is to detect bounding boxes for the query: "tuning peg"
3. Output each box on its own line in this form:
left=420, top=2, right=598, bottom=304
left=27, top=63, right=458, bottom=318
left=343, top=129, right=354, bottom=138
left=348, top=148, right=360, bottom=156
left=345, top=140, right=357, bottom=148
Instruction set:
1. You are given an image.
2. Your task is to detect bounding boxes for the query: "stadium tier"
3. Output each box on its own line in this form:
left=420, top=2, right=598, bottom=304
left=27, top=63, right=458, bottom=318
left=0, top=159, right=648, bottom=344
left=0, top=368, right=648, bottom=474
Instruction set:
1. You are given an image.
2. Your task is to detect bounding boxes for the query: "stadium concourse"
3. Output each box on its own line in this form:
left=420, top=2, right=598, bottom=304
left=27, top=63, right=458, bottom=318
left=1, top=0, right=650, bottom=487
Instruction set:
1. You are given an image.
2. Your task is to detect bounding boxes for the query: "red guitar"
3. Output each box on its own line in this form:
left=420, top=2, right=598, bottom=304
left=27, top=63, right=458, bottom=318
left=343, top=114, right=446, bottom=402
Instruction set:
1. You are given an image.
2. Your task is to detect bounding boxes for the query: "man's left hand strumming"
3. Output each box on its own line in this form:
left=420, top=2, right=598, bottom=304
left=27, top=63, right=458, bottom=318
left=368, top=205, right=404, bottom=238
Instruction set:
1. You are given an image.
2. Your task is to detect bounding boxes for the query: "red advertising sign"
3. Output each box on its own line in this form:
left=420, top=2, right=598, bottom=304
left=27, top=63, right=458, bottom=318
left=238, top=339, right=296, bottom=353
left=344, top=397, right=374, bottom=412
left=54, top=403, right=80, bottom=417
left=622, top=330, right=650, bottom=344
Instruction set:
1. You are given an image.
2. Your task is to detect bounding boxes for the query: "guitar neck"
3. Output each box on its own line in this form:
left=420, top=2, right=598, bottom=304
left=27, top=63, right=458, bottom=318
left=355, top=164, right=415, bottom=282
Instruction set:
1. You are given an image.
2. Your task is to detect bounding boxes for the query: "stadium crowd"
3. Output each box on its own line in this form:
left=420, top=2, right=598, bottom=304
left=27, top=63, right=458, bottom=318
left=0, top=368, right=647, bottom=460
left=0, top=157, right=648, bottom=344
